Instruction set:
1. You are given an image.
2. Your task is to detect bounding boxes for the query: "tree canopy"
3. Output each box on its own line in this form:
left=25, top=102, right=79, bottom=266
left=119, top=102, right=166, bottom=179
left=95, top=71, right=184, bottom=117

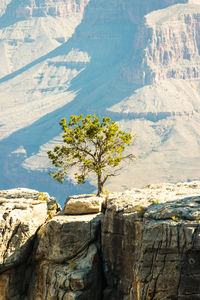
left=47, top=114, right=135, bottom=196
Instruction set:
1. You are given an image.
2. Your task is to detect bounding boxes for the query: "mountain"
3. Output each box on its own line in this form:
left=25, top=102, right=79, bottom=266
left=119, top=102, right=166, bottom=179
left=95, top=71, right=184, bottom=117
left=0, top=0, right=200, bottom=205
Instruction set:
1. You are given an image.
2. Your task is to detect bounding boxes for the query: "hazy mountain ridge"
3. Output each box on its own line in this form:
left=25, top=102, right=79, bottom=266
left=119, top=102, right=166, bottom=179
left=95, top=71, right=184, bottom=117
left=0, top=0, right=200, bottom=204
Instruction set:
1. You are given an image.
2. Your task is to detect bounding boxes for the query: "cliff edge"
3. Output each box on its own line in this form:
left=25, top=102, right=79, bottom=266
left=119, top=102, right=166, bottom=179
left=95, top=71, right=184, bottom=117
left=1, top=182, right=200, bottom=299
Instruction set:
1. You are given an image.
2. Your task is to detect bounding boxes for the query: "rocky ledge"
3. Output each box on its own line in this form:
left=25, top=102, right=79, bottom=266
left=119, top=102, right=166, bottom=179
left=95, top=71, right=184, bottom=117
left=1, top=182, right=200, bottom=299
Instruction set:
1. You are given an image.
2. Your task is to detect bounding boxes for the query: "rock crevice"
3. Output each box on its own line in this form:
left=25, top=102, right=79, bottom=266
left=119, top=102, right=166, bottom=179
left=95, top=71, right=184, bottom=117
left=1, top=183, right=200, bottom=299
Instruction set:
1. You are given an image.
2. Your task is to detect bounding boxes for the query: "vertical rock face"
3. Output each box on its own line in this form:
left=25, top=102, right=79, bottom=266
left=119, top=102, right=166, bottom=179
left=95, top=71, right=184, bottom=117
left=144, top=5, right=200, bottom=82
left=121, top=1, right=200, bottom=85
left=29, top=213, right=103, bottom=300
left=133, top=216, right=200, bottom=299
left=0, top=188, right=48, bottom=271
left=0, top=188, right=58, bottom=299
left=101, top=182, right=200, bottom=299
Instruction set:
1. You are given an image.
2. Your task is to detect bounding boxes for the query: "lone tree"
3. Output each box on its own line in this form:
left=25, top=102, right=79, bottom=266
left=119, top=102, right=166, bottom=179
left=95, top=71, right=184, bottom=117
left=47, top=114, right=135, bottom=196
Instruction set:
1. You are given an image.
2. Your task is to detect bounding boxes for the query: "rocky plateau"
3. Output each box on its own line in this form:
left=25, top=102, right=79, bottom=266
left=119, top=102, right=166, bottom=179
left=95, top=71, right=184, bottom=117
left=1, top=182, right=200, bottom=299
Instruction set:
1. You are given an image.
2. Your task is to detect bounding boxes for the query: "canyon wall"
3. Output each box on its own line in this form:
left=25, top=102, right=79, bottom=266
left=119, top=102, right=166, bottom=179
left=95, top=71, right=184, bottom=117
left=1, top=183, right=200, bottom=299
left=123, top=2, right=200, bottom=85
left=2, top=0, right=90, bottom=19
left=1, top=0, right=200, bottom=200
left=145, top=6, right=200, bottom=82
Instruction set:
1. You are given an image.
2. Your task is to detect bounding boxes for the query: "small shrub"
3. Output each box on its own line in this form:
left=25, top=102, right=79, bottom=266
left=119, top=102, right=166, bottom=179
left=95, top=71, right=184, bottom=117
left=38, top=192, right=47, bottom=201
left=171, top=216, right=179, bottom=222
left=47, top=211, right=54, bottom=219
left=154, top=198, right=160, bottom=204
left=52, top=203, right=58, bottom=210
left=135, top=205, right=146, bottom=218
left=176, top=200, right=184, bottom=204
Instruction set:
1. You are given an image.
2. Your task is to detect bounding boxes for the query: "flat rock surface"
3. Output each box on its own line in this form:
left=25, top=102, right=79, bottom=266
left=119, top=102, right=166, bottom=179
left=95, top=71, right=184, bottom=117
left=106, top=181, right=200, bottom=220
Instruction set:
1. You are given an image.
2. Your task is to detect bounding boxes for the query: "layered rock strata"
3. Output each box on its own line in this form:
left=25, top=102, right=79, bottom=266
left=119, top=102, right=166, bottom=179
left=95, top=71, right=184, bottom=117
left=3, top=0, right=90, bottom=19
left=123, top=3, right=200, bottom=85
left=1, top=182, right=200, bottom=299
left=145, top=4, right=200, bottom=82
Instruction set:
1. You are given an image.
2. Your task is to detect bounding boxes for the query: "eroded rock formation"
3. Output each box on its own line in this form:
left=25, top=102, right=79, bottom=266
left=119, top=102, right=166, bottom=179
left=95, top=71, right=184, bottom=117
left=0, top=188, right=58, bottom=299
left=102, top=182, right=200, bottom=299
left=29, top=213, right=102, bottom=299
left=3, top=0, right=90, bottom=19
left=1, top=183, right=200, bottom=299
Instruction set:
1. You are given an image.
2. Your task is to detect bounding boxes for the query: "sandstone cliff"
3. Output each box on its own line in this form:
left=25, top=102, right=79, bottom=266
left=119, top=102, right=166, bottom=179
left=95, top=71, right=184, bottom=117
left=1, top=183, right=200, bottom=299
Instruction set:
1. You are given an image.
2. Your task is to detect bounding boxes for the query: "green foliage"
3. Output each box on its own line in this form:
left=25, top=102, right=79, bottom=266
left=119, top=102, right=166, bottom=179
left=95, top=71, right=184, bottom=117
left=47, top=210, right=54, bottom=219
left=152, top=198, right=160, bottom=205
left=52, top=203, right=58, bottom=210
left=171, top=216, right=179, bottom=222
left=135, top=205, right=146, bottom=218
left=38, top=192, right=47, bottom=201
left=47, top=114, right=135, bottom=196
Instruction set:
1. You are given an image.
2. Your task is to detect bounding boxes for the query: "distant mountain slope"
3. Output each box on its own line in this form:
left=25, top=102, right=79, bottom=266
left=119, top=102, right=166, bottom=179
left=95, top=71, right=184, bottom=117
left=0, top=0, right=200, bottom=205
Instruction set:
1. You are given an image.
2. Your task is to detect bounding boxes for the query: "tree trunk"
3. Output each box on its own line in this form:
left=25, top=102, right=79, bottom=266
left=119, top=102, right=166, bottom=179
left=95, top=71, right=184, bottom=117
left=97, top=173, right=103, bottom=196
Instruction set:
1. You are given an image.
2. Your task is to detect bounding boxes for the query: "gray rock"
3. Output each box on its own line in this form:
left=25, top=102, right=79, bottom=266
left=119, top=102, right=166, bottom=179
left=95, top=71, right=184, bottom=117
left=64, top=194, right=104, bottom=215
left=0, top=188, right=59, bottom=299
left=101, top=182, right=200, bottom=299
left=29, top=235, right=103, bottom=299
left=1, top=182, right=200, bottom=299
left=0, top=188, right=48, bottom=272
left=35, top=213, right=102, bottom=262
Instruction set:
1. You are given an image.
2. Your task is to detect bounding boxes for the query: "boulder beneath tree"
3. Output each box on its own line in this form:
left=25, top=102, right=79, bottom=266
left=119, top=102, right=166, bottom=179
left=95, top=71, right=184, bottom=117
left=64, top=194, right=104, bottom=215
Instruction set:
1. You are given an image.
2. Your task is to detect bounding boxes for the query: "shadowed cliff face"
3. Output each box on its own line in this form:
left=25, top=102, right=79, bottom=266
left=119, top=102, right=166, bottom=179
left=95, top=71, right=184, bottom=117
left=0, top=0, right=200, bottom=204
